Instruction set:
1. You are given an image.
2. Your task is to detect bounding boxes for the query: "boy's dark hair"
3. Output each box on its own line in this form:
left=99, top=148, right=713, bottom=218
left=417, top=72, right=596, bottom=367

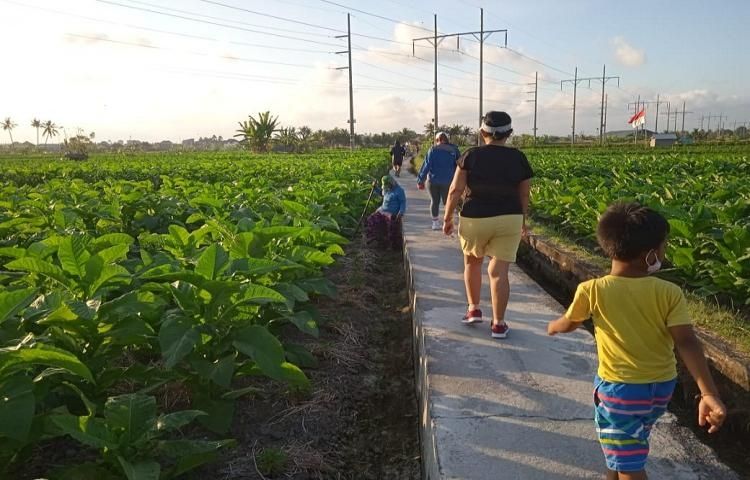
left=597, top=202, right=670, bottom=261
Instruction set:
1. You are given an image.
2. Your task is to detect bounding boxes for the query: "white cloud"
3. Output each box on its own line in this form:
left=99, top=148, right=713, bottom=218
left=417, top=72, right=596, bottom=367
left=612, top=37, right=646, bottom=67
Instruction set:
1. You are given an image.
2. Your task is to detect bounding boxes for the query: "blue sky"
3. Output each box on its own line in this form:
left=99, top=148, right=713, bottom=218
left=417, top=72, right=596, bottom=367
left=1, top=0, right=748, bottom=141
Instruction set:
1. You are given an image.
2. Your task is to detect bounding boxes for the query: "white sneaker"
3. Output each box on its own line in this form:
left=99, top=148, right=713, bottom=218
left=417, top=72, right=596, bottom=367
left=431, top=220, right=441, bottom=230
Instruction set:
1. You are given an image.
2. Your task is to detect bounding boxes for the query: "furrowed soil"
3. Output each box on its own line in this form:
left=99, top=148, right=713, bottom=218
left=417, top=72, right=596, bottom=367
left=201, top=241, right=420, bottom=479
left=18, top=239, right=419, bottom=480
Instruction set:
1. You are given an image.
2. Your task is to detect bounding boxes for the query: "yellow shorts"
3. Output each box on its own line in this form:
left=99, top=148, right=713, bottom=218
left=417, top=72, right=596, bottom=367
left=458, top=214, right=523, bottom=262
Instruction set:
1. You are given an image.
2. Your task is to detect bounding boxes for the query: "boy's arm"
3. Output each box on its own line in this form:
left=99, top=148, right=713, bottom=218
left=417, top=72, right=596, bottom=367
left=669, top=325, right=727, bottom=433
left=547, top=315, right=582, bottom=335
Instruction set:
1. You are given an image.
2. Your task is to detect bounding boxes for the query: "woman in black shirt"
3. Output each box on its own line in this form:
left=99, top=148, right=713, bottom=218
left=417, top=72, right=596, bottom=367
left=443, top=111, right=533, bottom=339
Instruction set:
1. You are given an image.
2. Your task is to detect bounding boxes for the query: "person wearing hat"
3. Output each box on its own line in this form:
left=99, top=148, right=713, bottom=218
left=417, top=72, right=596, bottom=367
left=365, top=175, right=407, bottom=249
left=417, top=132, right=461, bottom=230
left=442, top=111, right=533, bottom=339
left=390, top=140, right=406, bottom=177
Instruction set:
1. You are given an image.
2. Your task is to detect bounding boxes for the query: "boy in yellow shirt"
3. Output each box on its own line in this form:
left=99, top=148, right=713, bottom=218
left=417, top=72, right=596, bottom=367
left=547, top=202, right=727, bottom=480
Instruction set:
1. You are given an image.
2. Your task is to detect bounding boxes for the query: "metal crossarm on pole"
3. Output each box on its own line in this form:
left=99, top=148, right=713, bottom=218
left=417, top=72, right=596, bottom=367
left=561, top=65, right=619, bottom=145
left=413, top=11, right=508, bottom=137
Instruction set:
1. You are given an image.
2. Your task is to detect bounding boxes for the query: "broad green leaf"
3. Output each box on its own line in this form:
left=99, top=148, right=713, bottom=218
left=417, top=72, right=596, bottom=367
left=286, top=311, right=319, bottom=337
left=227, top=257, right=279, bottom=276
left=275, top=282, right=308, bottom=309
left=191, top=355, right=235, bottom=388
left=195, top=244, right=229, bottom=280
left=239, top=284, right=286, bottom=305
left=0, top=375, right=34, bottom=441
left=0, top=344, right=94, bottom=382
left=168, top=225, right=190, bottom=247
left=90, top=265, right=131, bottom=297
left=155, top=410, right=206, bottom=432
left=117, top=457, right=160, bottom=480
left=290, top=246, right=334, bottom=266
left=0, top=288, right=37, bottom=324
left=233, top=325, right=309, bottom=387
left=5, top=257, right=74, bottom=289
left=93, top=244, right=131, bottom=265
left=284, top=344, right=318, bottom=369
left=159, top=316, right=199, bottom=369
left=50, top=414, right=116, bottom=449
left=0, top=247, right=26, bottom=259
left=58, top=235, right=91, bottom=278
left=91, top=233, right=135, bottom=249
left=105, top=394, right=157, bottom=445
left=295, top=277, right=337, bottom=297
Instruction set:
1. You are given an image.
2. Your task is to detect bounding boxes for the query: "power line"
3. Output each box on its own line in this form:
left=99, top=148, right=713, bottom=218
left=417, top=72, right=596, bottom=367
left=65, top=33, right=319, bottom=68
left=319, top=0, right=435, bottom=34
left=6, top=0, right=336, bottom=54
left=95, top=0, right=339, bottom=41
left=195, top=0, right=344, bottom=33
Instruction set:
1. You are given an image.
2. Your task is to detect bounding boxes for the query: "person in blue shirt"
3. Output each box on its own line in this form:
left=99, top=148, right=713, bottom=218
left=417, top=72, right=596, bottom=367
left=366, top=175, right=406, bottom=249
left=417, top=131, right=460, bottom=230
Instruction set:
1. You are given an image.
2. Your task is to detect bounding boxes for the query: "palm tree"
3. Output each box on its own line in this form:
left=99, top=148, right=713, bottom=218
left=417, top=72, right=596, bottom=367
left=42, top=120, right=59, bottom=145
left=2, top=117, right=17, bottom=145
left=31, top=118, right=42, bottom=146
left=234, top=111, right=279, bottom=152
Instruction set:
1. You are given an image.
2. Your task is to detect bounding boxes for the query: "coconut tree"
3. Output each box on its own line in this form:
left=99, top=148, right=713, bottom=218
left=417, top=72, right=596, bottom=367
left=234, top=111, right=279, bottom=152
left=31, top=118, right=42, bottom=146
left=2, top=117, right=17, bottom=145
left=42, top=120, right=59, bottom=144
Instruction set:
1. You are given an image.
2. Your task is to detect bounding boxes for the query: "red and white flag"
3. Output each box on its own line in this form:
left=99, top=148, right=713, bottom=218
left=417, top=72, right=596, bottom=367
left=628, top=109, right=646, bottom=128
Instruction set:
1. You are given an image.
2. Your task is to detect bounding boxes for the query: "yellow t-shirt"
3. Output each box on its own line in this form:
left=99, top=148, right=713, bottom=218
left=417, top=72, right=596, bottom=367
left=565, top=275, right=692, bottom=383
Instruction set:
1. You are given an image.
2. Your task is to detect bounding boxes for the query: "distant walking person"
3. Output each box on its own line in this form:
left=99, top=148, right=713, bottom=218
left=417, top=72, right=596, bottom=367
left=390, top=140, right=406, bottom=177
left=443, top=112, right=532, bottom=339
left=417, top=131, right=460, bottom=230
left=547, top=202, right=726, bottom=480
left=365, top=175, right=406, bottom=249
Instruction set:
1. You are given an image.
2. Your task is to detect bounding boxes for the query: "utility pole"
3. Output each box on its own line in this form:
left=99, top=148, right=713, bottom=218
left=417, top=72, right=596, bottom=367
left=678, top=101, right=692, bottom=134
left=603, top=93, right=608, bottom=140
left=562, top=66, right=620, bottom=145
left=412, top=15, right=508, bottom=138
left=527, top=71, right=538, bottom=143
left=335, top=14, right=355, bottom=150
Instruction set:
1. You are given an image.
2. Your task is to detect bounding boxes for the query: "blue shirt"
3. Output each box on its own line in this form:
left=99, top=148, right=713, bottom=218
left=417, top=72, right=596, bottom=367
left=375, top=183, right=406, bottom=216
left=416, top=143, right=460, bottom=185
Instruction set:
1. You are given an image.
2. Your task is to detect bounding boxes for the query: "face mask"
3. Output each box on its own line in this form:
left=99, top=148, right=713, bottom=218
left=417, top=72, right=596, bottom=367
left=645, top=250, right=662, bottom=274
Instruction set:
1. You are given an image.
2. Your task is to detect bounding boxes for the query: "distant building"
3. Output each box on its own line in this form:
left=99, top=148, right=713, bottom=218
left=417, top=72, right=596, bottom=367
left=182, top=138, right=195, bottom=147
left=650, top=133, right=678, bottom=148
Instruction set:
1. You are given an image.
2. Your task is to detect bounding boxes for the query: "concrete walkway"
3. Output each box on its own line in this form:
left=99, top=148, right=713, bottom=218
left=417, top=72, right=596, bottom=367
left=395, top=160, right=737, bottom=480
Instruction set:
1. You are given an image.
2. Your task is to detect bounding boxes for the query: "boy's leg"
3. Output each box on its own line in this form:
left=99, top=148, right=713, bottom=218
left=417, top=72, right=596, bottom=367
left=605, top=470, right=619, bottom=480
left=617, top=471, right=647, bottom=480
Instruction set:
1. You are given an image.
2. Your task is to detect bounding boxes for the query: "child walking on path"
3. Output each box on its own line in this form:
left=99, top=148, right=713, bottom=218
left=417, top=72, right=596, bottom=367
left=547, top=202, right=727, bottom=480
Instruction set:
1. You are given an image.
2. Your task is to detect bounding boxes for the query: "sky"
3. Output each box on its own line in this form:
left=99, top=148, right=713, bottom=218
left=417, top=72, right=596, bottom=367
left=1, top=0, right=749, bottom=142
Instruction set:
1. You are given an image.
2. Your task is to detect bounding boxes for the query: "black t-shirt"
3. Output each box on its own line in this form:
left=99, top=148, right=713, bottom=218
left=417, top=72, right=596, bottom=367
left=390, top=145, right=405, bottom=162
left=457, top=145, right=534, bottom=218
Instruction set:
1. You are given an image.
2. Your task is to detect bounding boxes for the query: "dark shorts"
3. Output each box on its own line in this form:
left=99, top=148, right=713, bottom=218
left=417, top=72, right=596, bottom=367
left=392, top=159, right=403, bottom=166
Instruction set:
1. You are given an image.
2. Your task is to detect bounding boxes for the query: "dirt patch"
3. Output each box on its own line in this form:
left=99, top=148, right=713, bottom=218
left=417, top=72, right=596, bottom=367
left=203, top=241, right=420, bottom=479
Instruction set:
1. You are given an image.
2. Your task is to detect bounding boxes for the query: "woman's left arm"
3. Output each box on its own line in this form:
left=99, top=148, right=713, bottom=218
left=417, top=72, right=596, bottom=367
left=518, top=178, right=531, bottom=235
left=443, top=168, right=467, bottom=234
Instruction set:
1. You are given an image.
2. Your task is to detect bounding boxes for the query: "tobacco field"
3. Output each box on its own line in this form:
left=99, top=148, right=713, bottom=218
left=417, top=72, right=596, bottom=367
left=530, top=145, right=750, bottom=304
left=0, top=151, right=384, bottom=479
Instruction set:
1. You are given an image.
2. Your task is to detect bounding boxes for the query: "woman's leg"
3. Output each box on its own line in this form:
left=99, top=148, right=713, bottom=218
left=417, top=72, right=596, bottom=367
left=487, top=257, right=511, bottom=324
left=464, top=254, right=483, bottom=308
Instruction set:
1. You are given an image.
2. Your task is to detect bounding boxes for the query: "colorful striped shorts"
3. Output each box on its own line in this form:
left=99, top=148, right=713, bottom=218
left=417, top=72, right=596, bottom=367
left=593, top=375, right=677, bottom=472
